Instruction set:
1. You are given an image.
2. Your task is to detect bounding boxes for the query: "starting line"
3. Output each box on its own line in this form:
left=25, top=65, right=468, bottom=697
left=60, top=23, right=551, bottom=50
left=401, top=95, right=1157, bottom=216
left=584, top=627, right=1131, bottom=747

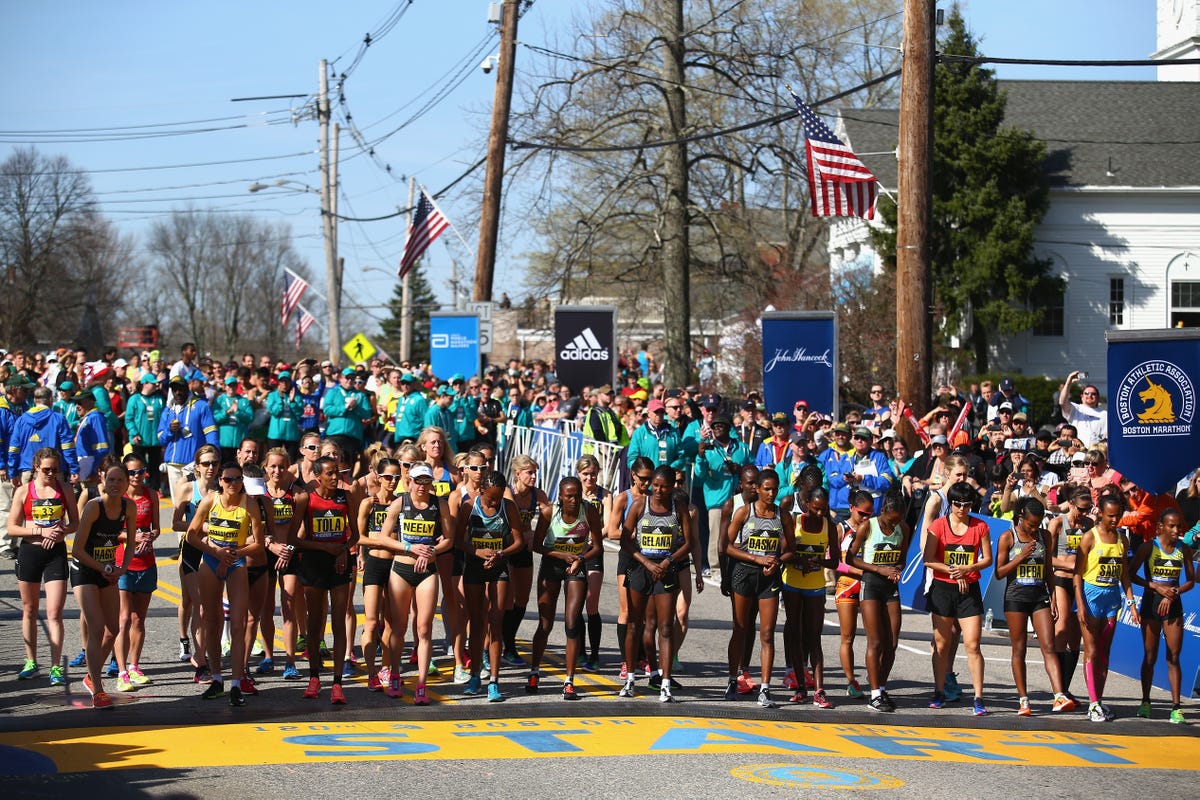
left=2, top=717, right=1198, bottom=774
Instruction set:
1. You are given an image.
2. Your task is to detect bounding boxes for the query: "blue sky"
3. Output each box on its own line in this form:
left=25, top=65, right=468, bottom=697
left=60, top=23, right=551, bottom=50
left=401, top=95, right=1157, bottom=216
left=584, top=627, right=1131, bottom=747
left=0, top=1, right=1159, bottom=339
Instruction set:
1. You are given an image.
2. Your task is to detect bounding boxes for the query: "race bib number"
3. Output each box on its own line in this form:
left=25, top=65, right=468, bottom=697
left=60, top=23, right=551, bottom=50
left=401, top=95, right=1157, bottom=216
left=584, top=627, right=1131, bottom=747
left=745, top=534, right=779, bottom=556
left=93, top=545, right=117, bottom=564
left=1095, top=556, right=1121, bottom=586
left=402, top=518, right=437, bottom=546
left=1015, top=562, right=1043, bottom=586
left=871, top=544, right=901, bottom=566
left=944, top=545, right=975, bottom=568
left=311, top=513, right=346, bottom=542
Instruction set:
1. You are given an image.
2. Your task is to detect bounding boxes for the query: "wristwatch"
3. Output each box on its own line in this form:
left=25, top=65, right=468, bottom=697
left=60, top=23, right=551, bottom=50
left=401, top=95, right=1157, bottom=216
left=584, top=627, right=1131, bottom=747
left=103, top=564, right=115, bottom=576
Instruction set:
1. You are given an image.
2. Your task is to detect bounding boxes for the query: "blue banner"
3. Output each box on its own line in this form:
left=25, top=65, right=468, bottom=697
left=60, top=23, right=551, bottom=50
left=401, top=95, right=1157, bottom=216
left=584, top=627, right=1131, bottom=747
left=1107, top=330, right=1200, bottom=494
left=898, top=513, right=1007, bottom=612
left=761, top=312, right=837, bottom=417
left=1110, top=586, right=1200, bottom=694
left=429, top=313, right=480, bottom=381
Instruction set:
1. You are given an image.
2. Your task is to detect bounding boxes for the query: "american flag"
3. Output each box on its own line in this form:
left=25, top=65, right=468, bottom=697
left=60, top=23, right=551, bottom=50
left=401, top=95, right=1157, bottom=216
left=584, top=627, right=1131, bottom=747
left=789, top=89, right=878, bottom=219
left=294, top=305, right=315, bottom=350
left=281, top=268, right=309, bottom=327
left=398, top=188, right=449, bottom=279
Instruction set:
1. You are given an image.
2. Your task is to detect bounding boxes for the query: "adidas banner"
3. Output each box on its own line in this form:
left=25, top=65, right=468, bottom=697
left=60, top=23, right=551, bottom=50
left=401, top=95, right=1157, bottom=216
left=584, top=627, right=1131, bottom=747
left=761, top=311, right=838, bottom=417
left=1106, top=328, right=1200, bottom=494
left=554, top=306, right=617, bottom=394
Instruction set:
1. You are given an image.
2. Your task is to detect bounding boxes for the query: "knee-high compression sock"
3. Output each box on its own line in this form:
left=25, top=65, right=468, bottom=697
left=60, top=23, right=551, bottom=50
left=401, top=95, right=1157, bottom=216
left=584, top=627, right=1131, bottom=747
left=1063, top=649, right=1080, bottom=690
left=1085, top=661, right=1098, bottom=703
left=503, top=606, right=526, bottom=654
left=587, top=613, right=602, bottom=661
left=616, top=623, right=628, bottom=663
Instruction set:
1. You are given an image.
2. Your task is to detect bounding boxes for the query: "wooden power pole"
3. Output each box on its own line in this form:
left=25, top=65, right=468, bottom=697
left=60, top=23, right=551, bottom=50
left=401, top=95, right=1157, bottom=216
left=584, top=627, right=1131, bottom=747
left=473, top=0, right=519, bottom=302
left=318, top=59, right=342, bottom=363
left=895, top=0, right=935, bottom=407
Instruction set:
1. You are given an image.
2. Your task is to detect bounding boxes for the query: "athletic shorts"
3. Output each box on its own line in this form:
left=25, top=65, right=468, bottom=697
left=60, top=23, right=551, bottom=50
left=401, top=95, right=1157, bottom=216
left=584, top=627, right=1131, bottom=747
left=730, top=561, right=780, bottom=600
left=118, top=564, right=158, bottom=594
left=179, top=539, right=203, bottom=576
left=1003, top=594, right=1051, bottom=615
left=1081, top=582, right=1122, bottom=620
left=392, top=558, right=438, bottom=588
left=70, top=564, right=112, bottom=589
left=1140, top=593, right=1184, bottom=622
left=625, top=560, right=681, bottom=596
left=267, top=544, right=299, bottom=577
left=247, top=564, right=268, bottom=585
left=362, top=551, right=393, bottom=588
left=585, top=550, right=604, bottom=574
left=298, top=549, right=353, bottom=590
left=834, top=575, right=861, bottom=604
left=928, top=580, right=984, bottom=619
left=509, top=548, right=534, bottom=569
left=860, top=572, right=900, bottom=603
left=462, top=556, right=509, bottom=585
left=782, top=584, right=826, bottom=598
left=616, top=548, right=631, bottom=577
left=16, top=540, right=68, bottom=583
left=201, top=552, right=245, bottom=574
left=1055, top=574, right=1076, bottom=593
left=538, top=556, right=587, bottom=584
left=452, top=547, right=465, bottom=577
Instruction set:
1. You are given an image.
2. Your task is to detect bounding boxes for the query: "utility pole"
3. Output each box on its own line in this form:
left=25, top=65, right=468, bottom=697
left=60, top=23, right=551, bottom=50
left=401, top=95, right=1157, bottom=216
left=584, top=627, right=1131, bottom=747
left=318, top=59, right=342, bottom=363
left=895, top=0, right=935, bottom=407
left=400, top=177, right=415, bottom=363
left=473, top=0, right=519, bottom=302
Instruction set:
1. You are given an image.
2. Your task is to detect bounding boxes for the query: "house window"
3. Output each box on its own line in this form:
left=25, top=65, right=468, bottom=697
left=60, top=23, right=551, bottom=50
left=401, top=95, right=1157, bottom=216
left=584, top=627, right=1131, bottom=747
left=1109, top=277, right=1125, bottom=327
left=1032, top=282, right=1064, bottom=337
left=1171, top=280, right=1200, bottom=328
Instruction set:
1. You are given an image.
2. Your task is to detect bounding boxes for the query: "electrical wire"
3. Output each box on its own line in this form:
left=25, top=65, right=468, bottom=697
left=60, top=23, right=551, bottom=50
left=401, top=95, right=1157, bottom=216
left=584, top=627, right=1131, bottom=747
left=11, top=151, right=316, bottom=175
left=0, top=109, right=292, bottom=135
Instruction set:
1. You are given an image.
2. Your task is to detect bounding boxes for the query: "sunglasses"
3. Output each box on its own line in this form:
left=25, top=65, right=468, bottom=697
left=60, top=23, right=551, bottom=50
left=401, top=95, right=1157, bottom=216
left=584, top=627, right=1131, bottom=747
left=220, top=475, right=243, bottom=483
left=400, top=462, right=414, bottom=469
left=38, top=467, right=59, bottom=475
left=633, top=473, right=652, bottom=482
left=665, top=404, right=682, bottom=410
left=379, top=473, right=401, bottom=481
left=198, top=461, right=219, bottom=468
left=128, top=468, right=147, bottom=476
left=950, top=500, right=974, bottom=508
left=464, top=464, right=487, bottom=472
left=412, top=478, right=434, bottom=485
left=301, top=445, right=318, bottom=452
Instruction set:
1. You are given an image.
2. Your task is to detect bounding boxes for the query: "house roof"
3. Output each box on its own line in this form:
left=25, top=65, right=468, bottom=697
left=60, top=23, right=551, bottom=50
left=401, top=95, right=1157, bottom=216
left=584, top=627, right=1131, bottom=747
left=837, top=80, right=1200, bottom=190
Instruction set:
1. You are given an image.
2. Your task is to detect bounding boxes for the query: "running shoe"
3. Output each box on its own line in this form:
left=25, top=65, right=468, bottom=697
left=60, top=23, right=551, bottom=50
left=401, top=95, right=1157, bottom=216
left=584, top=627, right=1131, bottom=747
left=330, top=684, right=346, bottom=705
left=868, top=695, right=892, bottom=712
left=582, top=657, right=601, bottom=673
left=781, top=669, right=798, bottom=691
left=128, top=666, right=150, bottom=686
left=738, top=670, right=759, bottom=694
left=341, top=661, right=355, bottom=679
left=368, top=673, right=383, bottom=692
left=804, top=667, right=815, bottom=690
left=386, top=675, right=402, bottom=698
left=106, top=657, right=119, bottom=678
left=229, top=684, right=245, bottom=707
left=502, top=651, right=527, bottom=668
left=846, top=679, right=865, bottom=699
left=812, top=689, right=833, bottom=709
left=193, top=664, right=211, bottom=683
left=944, top=672, right=962, bottom=702
left=303, top=677, right=320, bottom=699
left=880, top=691, right=897, bottom=712
left=282, top=663, right=301, bottom=680
left=929, top=691, right=947, bottom=709
left=296, top=635, right=307, bottom=655
left=453, top=665, right=470, bottom=684
left=92, top=691, right=113, bottom=709
left=116, top=672, right=135, bottom=692
left=672, top=655, right=685, bottom=673
left=525, top=672, right=540, bottom=694
left=427, top=661, right=441, bottom=677
left=221, top=639, right=231, bottom=659
left=618, top=677, right=636, bottom=698
left=178, top=639, right=191, bottom=663
left=1088, top=702, right=1107, bottom=722
left=724, top=679, right=739, bottom=701
left=562, top=682, right=578, bottom=701
left=407, top=649, right=418, bottom=666
left=318, top=641, right=331, bottom=659
left=49, top=666, right=65, bottom=687
left=255, top=658, right=275, bottom=675
left=758, top=688, right=776, bottom=709
left=379, top=667, right=391, bottom=684
left=789, top=690, right=807, bottom=704
left=618, top=661, right=629, bottom=680
left=83, top=673, right=96, bottom=697
left=1137, top=700, right=1152, bottom=719
left=481, top=651, right=491, bottom=672
left=201, top=680, right=225, bottom=700
left=972, top=697, right=988, bottom=717
left=659, top=684, right=674, bottom=704
left=69, top=650, right=87, bottom=668
left=647, top=672, right=662, bottom=691
left=638, top=659, right=651, bottom=677
left=487, top=682, right=503, bottom=702
left=238, top=677, right=259, bottom=695
left=1100, top=702, right=1116, bottom=721
left=414, top=684, right=430, bottom=706
left=1051, top=694, right=1077, bottom=713
left=251, top=639, right=265, bottom=657
left=464, top=675, right=482, bottom=696
left=1170, top=707, right=1186, bottom=725
left=17, top=659, right=38, bottom=680
left=1017, top=697, right=1032, bottom=717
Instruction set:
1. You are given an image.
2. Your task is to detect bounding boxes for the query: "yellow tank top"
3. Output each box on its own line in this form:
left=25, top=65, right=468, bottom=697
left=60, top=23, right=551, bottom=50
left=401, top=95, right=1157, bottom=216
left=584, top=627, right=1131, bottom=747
left=1082, top=534, right=1124, bottom=587
left=208, top=497, right=250, bottom=550
left=784, top=513, right=828, bottom=591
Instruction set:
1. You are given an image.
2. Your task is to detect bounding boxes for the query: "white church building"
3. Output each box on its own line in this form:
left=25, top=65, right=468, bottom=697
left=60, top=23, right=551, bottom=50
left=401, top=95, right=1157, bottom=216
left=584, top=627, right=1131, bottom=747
left=831, top=0, right=1200, bottom=395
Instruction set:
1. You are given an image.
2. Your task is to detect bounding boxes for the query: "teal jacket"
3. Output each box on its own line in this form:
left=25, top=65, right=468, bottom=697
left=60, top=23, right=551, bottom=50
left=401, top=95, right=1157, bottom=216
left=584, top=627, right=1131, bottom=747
left=214, top=393, right=254, bottom=449
left=693, top=438, right=753, bottom=508
left=323, top=385, right=372, bottom=441
left=424, top=402, right=458, bottom=450
left=626, top=422, right=685, bottom=470
left=266, top=389, right=305, bottom=442
left=124, top=391, right=163, bottom=446
left=451, top=394, right=478, bottom=448
left=394, top=391, right=429, bottom=442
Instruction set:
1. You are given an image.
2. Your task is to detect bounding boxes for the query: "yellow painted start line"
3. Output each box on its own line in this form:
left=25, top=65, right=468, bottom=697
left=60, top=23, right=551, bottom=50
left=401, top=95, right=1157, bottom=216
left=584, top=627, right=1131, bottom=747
left=2, top=718, right=1198, bottom=773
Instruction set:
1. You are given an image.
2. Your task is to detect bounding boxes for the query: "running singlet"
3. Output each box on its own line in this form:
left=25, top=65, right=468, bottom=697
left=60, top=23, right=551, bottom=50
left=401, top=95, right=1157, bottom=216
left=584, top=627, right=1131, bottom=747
left=635, top=501, right=682, bottom=560
left=929, top=516, right=988, bottom=584
left=207, top=498, right=251, bottom=550
left=583, top=488, right=606, bottom=518
left=785, top=513, right=829, bottom=591
left=731, top=504, right=783, bottom=557
left=861, top=517, right=904, bottom=567
left=545, top=508, right=590, bottom=556
left=1057, top=521, right=1089, bottom=569
left=1082, top=535, right=1125, bottom=587
left=271, top=487, right=296, bottom=537
left=517, top=489, right=540, bottom=532
left=307, top=490, right=351, bottom=544
left=431, top=466, right=453, bottom=498
left=398, top=493, right=441, bottom=548
left=466, top=496, right=511, bottom=553
left=25, top=482, right=66, bottom=529
left=1007, top=530, right=1048, bottom=587
left=79, top=499, right=127, bottom=568
left=118, top=488, right=158, bottom=571
left=1145, top=540, right=1184, bottom=588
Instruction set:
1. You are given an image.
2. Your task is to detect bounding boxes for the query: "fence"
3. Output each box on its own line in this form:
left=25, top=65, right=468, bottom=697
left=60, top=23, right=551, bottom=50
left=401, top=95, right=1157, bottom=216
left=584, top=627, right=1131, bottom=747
left=497, top=420, right=628, bottom=502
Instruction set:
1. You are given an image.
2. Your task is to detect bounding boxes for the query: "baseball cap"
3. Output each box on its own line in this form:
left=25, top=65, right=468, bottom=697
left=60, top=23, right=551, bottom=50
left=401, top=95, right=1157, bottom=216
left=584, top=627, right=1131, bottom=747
left=853, top=426, right=874, bottom=439
left=929, top=434, right=949, bottom=445
left=438, top=385, right=455, bottom=396
left=685, top=385, right=700, bottom=394
left=879, top=429, right=897, bottom=441
left=450, top=373, right=466, bottom=383
left=740, top=400, right=755, bottom=411
left=70, top=391, right=94, bottom=404
left=168, top=376, right=188, bottom=389
left=1071, top=452, right=1087, bottom=465
left=789, top=432, right=809, bottom=445
left=113, top=358, right=128, bottom=368
left=591, top=384, right=612, bottom=396
left=771, top=412, right=789, bottom=425
left=702, top=393, right=722, bottom=410
left=342, top=367, right=356, bottom=377
left=712, top=415, right=732, bottom=427
left=1000, top=377, right=1016, bottom=392
left=998, top=401, right=1014, bottom=412
left=794, top=400, right=809, bottom=410
left=277, top=371, right=292, bottom=381
left=409, top=464, right=434, bottom=482
left=399, top=373, right=416, bottom=383
left=224, top=376, right=238, bottom=385
left=646, top=399, right=666, bottom=412
left=321, top=360, right=333, bottom=367
left=1013, top=412, right=1028, bottom=422
left=137, top=374, right=157, bottom=385
left=59, top=380, right=77, bottom=391
left=5, top=374, right=34, bottom=389
left=636, top=377, right=650, bottom=389
left=832, top=422, right=851, bottom=435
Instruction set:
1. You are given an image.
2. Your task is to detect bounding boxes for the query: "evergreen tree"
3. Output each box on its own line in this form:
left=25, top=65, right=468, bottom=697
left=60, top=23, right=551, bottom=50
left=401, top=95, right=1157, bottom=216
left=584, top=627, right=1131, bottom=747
left=380, top=263, right=438, bottom=363
left=871, top=3, right=1051, bottom=372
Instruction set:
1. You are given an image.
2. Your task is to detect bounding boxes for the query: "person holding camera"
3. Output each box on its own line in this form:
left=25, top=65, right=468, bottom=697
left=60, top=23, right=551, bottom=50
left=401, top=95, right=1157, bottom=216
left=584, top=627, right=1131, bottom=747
left=1059, top=371, right=1106, bottom=447
left=695, top=415, right=752, bottom=577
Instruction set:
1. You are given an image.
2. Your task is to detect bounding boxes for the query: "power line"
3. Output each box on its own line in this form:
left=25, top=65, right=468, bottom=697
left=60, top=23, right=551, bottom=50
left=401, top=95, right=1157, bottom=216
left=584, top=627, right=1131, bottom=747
left=329, top=156, right=486, bottom=221
left=0, top=109, right=292, bottom=135
left=0, top=116, right=294, bottom=145
left=10, top=151, right=317, bottom=176
left=941, top=54, right=1200, bottom=68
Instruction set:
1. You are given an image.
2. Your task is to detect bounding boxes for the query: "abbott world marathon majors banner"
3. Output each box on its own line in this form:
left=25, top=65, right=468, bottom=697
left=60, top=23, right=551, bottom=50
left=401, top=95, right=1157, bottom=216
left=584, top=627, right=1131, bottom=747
left=555, top=306, right=617, bottom=394
left=1107, top=329, right=1200, bottom=494
left=760, top=311, right=838, bottom=416
left=429, top=313, right=480, bottom=381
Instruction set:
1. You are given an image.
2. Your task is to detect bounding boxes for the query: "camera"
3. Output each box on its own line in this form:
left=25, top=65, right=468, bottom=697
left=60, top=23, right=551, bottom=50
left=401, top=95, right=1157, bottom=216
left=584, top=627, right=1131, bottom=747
left=1077, top=371, right=1088, bottom=381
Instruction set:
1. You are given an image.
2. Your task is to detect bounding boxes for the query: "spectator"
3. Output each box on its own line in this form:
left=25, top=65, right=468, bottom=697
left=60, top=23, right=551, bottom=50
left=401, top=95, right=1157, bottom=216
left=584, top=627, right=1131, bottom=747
left=214, top=376, right=253, bottom=463
left=125, top=374, right=164, bottom=490
left=158, top=376, right=220, bottom=505
left=827, top=427, right=894, bottom=520
left=7, top=385, right=79, bottom=484
left=73, top=390, right=111, bottom=485
left=694, top=414, right=751, bottom=575
left=1058, top=371, right=1107, bottom=447
left=626, top=399, right=683, bottom=470
left=266, top=373, right=305, bottom=459
left=1120, top=479, right=1181, bottom=544
left=323, top=367, right=372, bottom=464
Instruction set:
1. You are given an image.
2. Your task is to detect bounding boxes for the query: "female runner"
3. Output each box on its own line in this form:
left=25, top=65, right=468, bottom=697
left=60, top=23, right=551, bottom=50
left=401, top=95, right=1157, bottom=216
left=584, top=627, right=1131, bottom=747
left=172, top=445, right=219, bottom=681
left=187, top=461, right=264, bottom=705
left=417, top=426, right=458, bottom=498
left=609, top=457, right=655, bottom=678
left=296, top=455, right=361, bottom=704
left=457, top=470, right=525, bottom=702
left=619, top=465, right=695, bottom=702
left=8, top=448, right=78, bottom=686
left=381, top=463, right=454, bottom=703
left=113, top=453, right=160, bottom=692
left=446, top=446, right=490, bottom=683
left=847, top=488, right=910, bottom=713
left=356, top=457, right=403, bottom=691
left=993, top=497, right=1070, bottom=715
left=1130, top=507, right=1193, bottom=724
left=923, top=481, right=993, bottom=715
left=1047, top=484, right=1092, bottom=705
left=263, top=447, right=307, bottom=680
left=577, top=454, right=611, bottom=671
left=528, top=476, right=603, bottom=699
left=834, top=489, right=873, bottom=700
left=504, top=454, right=549, bottom=666
left=724, top=469, right=795, bottom=708
left=71, top=465, right=137, bottom=708
left=291, top=431, right=322, bottom=487
left=417, top=431, right=464, bottom=679
left=781, top=486, right=839, bottom=708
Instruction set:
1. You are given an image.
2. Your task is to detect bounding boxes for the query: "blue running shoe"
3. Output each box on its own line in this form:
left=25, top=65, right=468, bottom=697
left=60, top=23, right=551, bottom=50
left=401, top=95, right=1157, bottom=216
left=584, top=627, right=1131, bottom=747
left=341, top=661, right=355, bottom=679
left=488, top=682, right=503, bottom=702
left=69, top=650, right=86, bottom=668
left=17, top=659, right=38, bottom=679
left=464, top=674, right=482, bottom=696
left=972, top=697, right=988, bottom=716
left=255, top=658, right=274, bottom=675
left=106, top=657, right=119, bottom=677
left=281, top=663, right=301, bottom=680
left=929, top=691, right=947, bottom=709
left=481, top=651, right=491, bottom=672
left=944, top=672, right=962, bottom=702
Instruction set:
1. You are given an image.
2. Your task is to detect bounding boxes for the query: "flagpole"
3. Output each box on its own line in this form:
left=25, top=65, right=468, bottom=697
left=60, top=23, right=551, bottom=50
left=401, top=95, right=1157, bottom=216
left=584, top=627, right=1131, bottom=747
left=400, top=177, right=415, bottom=364
left=423, top=186, right=473, bottom=253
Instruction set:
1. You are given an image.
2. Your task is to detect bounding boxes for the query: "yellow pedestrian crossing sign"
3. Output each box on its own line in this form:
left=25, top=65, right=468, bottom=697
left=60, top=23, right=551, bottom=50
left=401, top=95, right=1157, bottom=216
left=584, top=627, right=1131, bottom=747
left=343, top=333, right=376, bottom=364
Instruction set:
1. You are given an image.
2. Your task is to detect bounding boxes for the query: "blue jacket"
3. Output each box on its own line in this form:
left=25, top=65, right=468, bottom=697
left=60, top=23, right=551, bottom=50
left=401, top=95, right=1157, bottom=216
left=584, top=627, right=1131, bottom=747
left=8, top=405, right=79, bottom=475
left=75, top=408, right=111, bottom=480
left=266, top=389, right=305, bottom=442
left=158, top=396, right=220, bottom=465
left=296, top=388, right=322, bottom=432
left=423, top=402, right=457, bottom=450
left=826, top=449, right=895, bottom=512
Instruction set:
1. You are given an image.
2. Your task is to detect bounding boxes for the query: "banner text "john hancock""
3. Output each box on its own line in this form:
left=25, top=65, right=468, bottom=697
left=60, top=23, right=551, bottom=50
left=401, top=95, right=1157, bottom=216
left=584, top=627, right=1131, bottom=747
left=764, top=348, right=833, bottom=373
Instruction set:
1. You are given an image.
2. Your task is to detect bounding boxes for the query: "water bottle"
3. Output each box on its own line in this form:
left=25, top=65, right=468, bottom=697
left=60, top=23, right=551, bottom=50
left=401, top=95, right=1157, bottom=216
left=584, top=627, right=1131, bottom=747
left=984, top=608, right=994, bottom=632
